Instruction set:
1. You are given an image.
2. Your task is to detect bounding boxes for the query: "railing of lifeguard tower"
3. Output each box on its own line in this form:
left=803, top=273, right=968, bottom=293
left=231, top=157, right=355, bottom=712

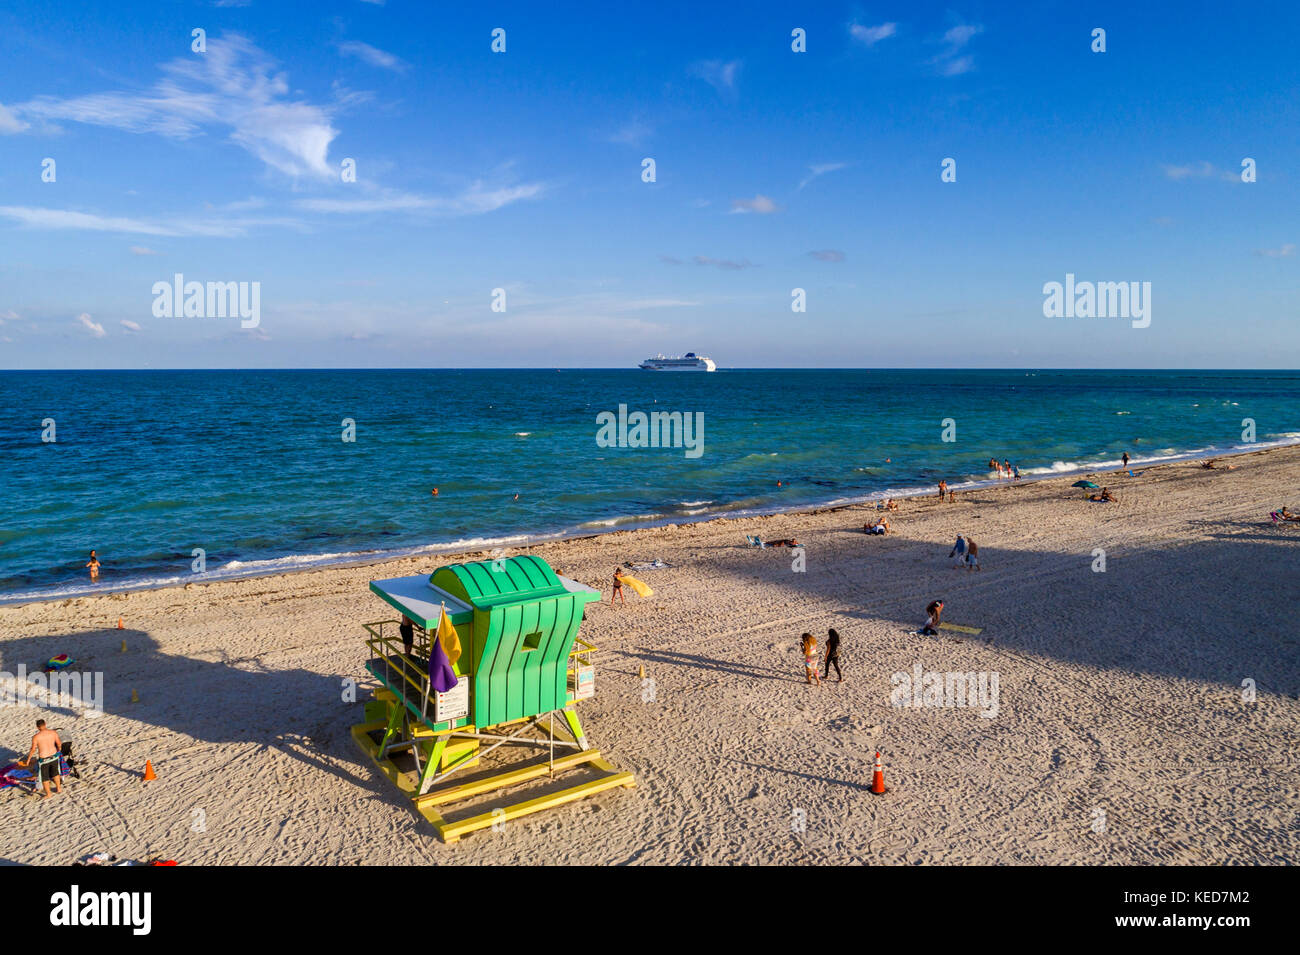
left=363, top=620, right=601, bottom=722
left=362, top=619, right=442, bottom=721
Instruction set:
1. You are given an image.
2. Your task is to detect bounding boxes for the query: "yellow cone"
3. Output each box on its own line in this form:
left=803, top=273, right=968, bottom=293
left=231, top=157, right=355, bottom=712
left=131, top=688, right=139, bottom=703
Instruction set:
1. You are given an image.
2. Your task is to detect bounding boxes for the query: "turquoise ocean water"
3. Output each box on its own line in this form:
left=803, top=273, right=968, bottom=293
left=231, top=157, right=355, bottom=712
left=1, top=368, right=1297, bottom=603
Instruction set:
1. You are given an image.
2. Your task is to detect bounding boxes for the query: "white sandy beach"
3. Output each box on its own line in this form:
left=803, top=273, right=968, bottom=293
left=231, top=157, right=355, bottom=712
left=1, top=447, right=1298, bottom=865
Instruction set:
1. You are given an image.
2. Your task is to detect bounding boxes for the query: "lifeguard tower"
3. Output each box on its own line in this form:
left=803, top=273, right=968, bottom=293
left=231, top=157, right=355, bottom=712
left=351, top=555, right=634, bottom=842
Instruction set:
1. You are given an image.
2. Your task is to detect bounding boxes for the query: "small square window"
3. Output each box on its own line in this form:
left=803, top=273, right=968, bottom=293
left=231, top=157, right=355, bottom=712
left=521, top=631, right=543, bottom=652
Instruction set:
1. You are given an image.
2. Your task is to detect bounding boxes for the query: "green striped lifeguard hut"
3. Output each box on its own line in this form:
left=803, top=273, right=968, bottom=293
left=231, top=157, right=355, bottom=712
left=351, top=554, right=634, bottom=842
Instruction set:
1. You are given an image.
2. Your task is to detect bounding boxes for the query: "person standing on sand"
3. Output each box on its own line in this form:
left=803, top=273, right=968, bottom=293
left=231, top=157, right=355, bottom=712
left=922, top=601, right=944, bottom=636
left=20, top=720, right=63, bottom=799
left=965, top=539, right=981, bottom=571
left=949, top=535, right=967, bottom=567
left=800, top=632, right=821, bottom=686
left=611, top=567, right=626, bottom=606
left=85, top=550, right=100, bottom=582
left=937, top=480, right=947, bottom=499
left=1122, top=452, right=1130, bottom=469
left=823, top=628, right=842, bottom=682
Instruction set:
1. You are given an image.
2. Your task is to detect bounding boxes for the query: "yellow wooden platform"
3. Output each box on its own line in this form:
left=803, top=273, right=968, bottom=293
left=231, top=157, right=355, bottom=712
left=351, top=718, right=634, bottom=843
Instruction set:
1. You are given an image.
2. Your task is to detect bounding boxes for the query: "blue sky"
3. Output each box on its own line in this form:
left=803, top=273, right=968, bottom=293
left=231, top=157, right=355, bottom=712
left=1, top=0, right=1297, bottom=368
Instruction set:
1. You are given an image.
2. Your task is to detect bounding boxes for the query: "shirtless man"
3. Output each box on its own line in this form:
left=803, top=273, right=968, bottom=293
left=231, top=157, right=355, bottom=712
left=21, top=720, right=63, bottom=798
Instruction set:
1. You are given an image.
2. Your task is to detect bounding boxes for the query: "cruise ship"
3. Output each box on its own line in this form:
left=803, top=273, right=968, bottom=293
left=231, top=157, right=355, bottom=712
left=638, top=352, right=717, bottom=371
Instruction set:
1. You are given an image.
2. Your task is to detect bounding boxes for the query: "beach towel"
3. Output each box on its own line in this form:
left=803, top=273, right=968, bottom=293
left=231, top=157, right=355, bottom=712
left=0, top=762, right=34, bottom=789
left=630, top=559, right=670, bottom=569
left=45, top=653, right=73, bottom=671
left=619, top=575, right=653, bottom=598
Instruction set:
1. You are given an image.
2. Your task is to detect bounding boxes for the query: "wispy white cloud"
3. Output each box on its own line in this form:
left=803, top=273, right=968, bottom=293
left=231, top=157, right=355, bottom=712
left=693, top=256, right=755, bottom=270
left=690, top=60, right=742, bottom=96
left=729, top=194, right=778, bottom=214
left=943, top=25, right=982, bottom=48
left=849, top=22, right=897, bottom=47
left=1161, top=161, right=1241, bottom=183
left=808, top=249, right=845, bottom=262
left=931, top=23, right=982, bottom=76
left=296, top=181, right=544, bottom=215
left=0, top=205, right=304, bottom=237
left=11, top=34, right=340, bottom=178
left=1256, top=243, right=1295, bottom=258
left=76, top=313, right=105, bottom=338
left=120, top=319, right=143, bottom=332
left=798, top=162, right=849, bottom=191
left=606, top=119, right=653, bottom=146
left=129, top=245, right=159, bottom=255
left=0, top=102, right=27, bottom=133
left=337, top=41, right=408, bottom=72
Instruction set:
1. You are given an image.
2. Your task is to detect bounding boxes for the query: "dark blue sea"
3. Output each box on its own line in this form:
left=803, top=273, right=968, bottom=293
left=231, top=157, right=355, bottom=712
left=1, top=369, right=1297, bottom=602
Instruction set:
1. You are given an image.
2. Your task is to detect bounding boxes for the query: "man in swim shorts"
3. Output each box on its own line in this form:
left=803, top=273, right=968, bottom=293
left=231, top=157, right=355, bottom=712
left=21, top=719, right=63, bottom=798
left=965, top=539, right=980, bottom=570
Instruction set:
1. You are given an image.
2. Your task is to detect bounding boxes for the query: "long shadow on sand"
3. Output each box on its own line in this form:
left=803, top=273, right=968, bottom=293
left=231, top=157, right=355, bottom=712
left=0, top=627, right=392, bottom=799
left=710, top=520, right=1300, bottom=697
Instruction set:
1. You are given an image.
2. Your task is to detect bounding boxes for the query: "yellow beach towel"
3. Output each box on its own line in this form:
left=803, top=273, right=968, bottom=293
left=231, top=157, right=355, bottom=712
left=939, top=623, right=983, bottom=635
left=619, top=575, right=653, bottom=598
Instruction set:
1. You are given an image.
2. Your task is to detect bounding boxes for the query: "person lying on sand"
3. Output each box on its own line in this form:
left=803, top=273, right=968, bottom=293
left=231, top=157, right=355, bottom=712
left=1200, top=458, right=1237, bottom=470
left=764, top=538, right=800, bottom=547
left=1089, top=487, right=1116, bottom=502
left=865, top=517, right=890, bottom=535
left=1279, top=507, right=1300, bottom=522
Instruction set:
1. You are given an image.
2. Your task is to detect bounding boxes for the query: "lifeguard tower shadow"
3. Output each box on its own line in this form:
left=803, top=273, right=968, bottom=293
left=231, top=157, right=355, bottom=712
left=0, top=627, right=395, bottom=800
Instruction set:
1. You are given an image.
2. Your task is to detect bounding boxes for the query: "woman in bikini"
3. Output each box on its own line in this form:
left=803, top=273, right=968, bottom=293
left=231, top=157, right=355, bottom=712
left=800, top=632, right=821, bottom=686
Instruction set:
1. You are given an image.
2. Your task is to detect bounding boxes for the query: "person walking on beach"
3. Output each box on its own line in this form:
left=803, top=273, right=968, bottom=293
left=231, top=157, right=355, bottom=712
left=922, top=600, right=944, bottom=636
left=85, top=550, right=100, bottom=582
left=800, top=632, right=821, bottom=686
left=1121, top=452, right=1130, bottom=469
left=20, top=720, right=63, bottom=799
left=823, top=628, right=842, bottom=682
left=949, top=535, right=967, bottom=567
left=611, top=567, right=626, bottom=606
left=964, top=539, right=981, bottom=571
left=937, top=480, right=947, bottom=499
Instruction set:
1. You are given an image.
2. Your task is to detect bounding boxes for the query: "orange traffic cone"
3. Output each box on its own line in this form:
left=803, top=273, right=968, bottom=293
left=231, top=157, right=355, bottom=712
left=117, top=617, right=124, bottom=629
left=143, top=760, right=157, bottom=781
left=870, top=751, right=889, bottom=795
